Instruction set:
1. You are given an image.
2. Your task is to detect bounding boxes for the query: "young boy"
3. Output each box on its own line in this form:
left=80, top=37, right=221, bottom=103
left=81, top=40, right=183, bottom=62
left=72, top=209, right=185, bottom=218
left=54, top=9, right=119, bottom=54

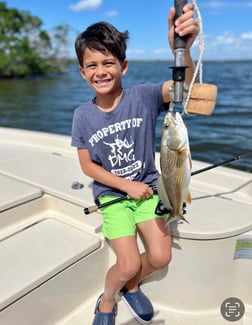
left=71, top=3, right=198, bottom=324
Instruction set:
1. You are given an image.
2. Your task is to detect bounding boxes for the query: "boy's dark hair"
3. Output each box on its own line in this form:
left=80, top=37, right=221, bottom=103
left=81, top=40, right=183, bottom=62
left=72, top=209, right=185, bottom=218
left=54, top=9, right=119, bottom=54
left=75, top=21, right=129, bottom=67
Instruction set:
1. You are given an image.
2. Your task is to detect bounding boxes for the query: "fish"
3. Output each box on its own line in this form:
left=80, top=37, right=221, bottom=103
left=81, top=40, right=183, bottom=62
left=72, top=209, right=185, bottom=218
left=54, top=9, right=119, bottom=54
left=157, top=111, right=192, bottom=224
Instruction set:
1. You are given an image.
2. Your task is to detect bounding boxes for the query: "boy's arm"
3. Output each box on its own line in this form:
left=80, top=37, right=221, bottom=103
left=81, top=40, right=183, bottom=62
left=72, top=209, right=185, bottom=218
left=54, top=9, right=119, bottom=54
left=77, top=148, right=153, bottom=200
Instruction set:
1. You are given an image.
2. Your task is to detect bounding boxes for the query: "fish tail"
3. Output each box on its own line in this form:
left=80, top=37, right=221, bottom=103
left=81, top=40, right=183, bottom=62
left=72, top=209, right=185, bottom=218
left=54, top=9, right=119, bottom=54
left=181, top=215, right=190, bottom=224
left=165, top=213, right=190, bottom=225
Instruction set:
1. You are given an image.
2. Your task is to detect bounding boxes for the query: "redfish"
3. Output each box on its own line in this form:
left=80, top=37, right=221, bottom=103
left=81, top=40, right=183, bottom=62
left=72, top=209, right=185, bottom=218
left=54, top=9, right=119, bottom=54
left=157, top=112, right=192, bottom=224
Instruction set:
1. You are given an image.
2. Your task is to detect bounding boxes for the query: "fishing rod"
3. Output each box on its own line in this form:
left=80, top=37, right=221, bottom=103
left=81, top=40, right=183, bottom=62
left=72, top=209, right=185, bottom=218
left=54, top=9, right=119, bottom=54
left=191, top=154, right=250, bottom=176
left=83, top=154, right=249, bottom=215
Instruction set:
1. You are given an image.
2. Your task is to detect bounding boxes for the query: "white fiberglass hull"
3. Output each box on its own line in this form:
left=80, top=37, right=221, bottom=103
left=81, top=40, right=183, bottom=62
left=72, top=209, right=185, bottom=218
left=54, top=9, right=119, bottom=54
left=0, top=127, right=251, bottom=324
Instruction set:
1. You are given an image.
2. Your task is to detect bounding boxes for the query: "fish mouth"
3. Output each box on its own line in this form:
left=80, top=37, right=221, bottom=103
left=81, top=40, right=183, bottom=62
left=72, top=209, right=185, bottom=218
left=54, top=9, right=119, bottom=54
left=165, top=112, right=180, bottom=128
left=170, top=114, right=179, bottom=128
left=163, top=112, right=188, bottom=150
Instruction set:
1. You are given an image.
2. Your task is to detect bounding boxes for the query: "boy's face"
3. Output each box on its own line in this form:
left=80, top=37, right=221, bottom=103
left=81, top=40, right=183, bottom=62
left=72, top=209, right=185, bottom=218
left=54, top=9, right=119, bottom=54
left=79, top=48, right=128, bottom=95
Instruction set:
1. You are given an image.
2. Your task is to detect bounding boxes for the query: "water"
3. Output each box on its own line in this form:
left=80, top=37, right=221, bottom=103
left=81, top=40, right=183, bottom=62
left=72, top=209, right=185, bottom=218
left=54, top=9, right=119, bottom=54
left=0, top=61, right=251, bottom=172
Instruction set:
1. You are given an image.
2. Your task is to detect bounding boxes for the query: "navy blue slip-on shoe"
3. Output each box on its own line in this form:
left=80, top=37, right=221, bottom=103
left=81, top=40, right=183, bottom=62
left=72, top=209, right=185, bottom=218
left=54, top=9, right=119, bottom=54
left=92, top=294, right=117, bottom=325
left=119, top=287, right=154, bottom=324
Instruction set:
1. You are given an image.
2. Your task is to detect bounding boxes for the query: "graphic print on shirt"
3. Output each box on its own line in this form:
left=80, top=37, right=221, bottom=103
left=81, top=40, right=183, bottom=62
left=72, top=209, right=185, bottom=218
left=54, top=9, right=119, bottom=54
left=87, top=117, right=144, bottom=181
left=103, top=134, right=142, bottom=180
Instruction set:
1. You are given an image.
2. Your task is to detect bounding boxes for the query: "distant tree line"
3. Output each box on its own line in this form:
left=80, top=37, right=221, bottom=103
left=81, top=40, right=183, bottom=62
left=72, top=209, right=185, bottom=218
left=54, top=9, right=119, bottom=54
left=0, top=2, right=70, bottom=78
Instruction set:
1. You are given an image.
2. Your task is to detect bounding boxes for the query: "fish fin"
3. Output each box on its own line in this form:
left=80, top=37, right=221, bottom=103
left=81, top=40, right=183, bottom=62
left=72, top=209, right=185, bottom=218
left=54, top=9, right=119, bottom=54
left=185, top=191, right=192, bottom=204
left=165, top=213, right=189, bottom=226
left=178, top=146, right=187, bottom=153
left=181, top=215, right=190, bottom=224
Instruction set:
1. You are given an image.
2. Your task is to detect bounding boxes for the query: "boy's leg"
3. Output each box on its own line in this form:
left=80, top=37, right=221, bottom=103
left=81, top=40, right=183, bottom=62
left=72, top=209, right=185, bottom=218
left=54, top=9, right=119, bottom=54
left=125, top=217, right=171, bottom=291
left=98, top=235, right=142, bottom=313
left=117, top=218, right=170, bottom=324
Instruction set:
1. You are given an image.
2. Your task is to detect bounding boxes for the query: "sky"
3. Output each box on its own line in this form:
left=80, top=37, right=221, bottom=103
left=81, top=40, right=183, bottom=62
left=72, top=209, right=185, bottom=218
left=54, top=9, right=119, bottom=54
left=5, top=0, right=252, bottom=61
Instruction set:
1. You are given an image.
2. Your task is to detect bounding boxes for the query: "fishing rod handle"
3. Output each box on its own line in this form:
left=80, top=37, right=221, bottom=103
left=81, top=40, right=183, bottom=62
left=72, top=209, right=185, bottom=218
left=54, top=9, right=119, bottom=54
left=83, top=195, right=128, bottom=215
left=84, top=205, right=98, bottom=215
left=174, top=0, right=188, bottom=50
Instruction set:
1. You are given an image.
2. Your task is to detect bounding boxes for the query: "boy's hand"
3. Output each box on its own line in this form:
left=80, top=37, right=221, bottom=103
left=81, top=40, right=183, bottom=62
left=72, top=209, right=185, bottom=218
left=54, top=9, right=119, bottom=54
left=168, top=3, right=199, bottom=52
left=124, top=181, right=154, bottom=200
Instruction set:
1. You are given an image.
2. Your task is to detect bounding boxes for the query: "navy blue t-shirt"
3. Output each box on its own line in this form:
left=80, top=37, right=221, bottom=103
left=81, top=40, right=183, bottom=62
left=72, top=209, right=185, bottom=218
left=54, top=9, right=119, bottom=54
left=71, top=82, right=164, bottom=199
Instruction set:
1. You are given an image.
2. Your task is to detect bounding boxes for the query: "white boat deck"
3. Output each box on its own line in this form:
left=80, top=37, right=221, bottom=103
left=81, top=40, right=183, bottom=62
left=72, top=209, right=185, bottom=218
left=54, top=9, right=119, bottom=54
left=0, top=127, right=251, bottom=324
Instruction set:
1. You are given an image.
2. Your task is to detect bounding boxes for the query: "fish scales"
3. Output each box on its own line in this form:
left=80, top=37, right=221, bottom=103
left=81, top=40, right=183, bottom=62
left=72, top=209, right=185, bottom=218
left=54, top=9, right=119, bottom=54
left=158, top=112, right=191, bottom=224
left=161, top=148, right=190, bottom=215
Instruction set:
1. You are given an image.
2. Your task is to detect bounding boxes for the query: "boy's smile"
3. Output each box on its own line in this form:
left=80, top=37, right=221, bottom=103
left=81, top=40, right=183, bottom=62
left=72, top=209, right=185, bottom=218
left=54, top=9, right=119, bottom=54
left=95, top=78, right=112, bottom=87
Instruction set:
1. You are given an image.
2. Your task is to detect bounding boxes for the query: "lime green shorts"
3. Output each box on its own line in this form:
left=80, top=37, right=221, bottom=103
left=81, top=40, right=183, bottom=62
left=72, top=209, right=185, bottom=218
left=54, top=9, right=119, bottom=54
left=99, top=194, right=166, bottom=240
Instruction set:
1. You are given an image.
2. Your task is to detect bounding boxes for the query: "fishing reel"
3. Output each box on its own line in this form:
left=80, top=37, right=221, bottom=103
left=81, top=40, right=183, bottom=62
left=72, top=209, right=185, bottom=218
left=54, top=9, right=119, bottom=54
left=155, top=200, right=187, bottom=216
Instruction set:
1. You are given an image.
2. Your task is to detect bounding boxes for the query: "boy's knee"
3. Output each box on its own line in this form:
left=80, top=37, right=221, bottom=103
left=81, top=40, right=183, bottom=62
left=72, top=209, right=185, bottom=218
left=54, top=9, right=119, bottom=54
left=148, top=250, right=172, bottom=270
left=117, top=258, right=141, bottom=281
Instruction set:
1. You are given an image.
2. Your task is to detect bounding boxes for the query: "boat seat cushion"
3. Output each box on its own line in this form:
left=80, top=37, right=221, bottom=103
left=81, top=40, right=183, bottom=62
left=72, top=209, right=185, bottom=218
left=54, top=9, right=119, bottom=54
left=0, top=174, right=42, bottom=212
left=0, top=218, right=101, bottom=310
